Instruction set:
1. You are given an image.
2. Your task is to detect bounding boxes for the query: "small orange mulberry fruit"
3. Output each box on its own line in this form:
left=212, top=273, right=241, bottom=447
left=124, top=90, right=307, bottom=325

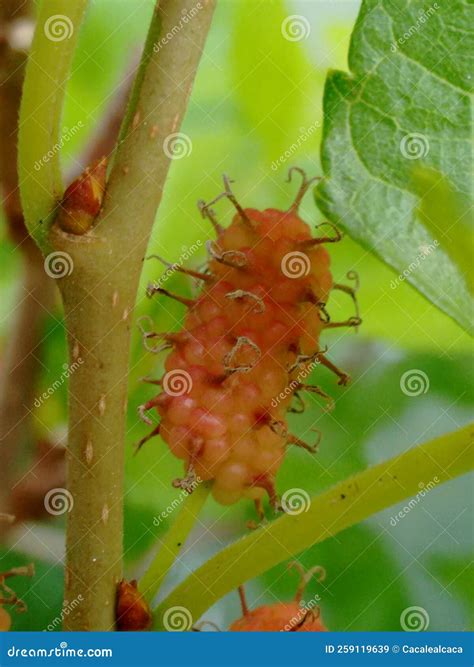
left=229, top=562, right=327, bottom=632
left=138, top=168, right=361, bottom=512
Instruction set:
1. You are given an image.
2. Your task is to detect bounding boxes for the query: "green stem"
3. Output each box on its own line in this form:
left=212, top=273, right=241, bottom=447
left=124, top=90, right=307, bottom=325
left=18, top=0, right=216, bottom=631
left=18, top=0, right=89, bottom=251
left=139, top=482, right=211, bottom=604
left=60, top=267, right=132, bottom=630
left=51, top=0, right=216, bottom=630
left=153, top=423, right=473, bottom=628
left=0, top=0, right=56, bottom=532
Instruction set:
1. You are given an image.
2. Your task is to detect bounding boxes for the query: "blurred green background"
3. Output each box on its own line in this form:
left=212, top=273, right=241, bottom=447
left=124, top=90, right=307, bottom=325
left=0, top=0, right=472, bottom=632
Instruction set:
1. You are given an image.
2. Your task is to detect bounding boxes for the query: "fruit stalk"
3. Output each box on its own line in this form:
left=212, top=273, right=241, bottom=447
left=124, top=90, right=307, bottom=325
left=139, top=481, right=211, bottom=603
left=153, top=422, right=473, bottom=626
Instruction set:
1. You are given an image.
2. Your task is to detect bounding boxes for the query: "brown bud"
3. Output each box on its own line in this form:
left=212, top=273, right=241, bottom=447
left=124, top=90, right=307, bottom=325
left=57, top=157, right=107, bottom=235
left=116, top=579, right=152, bottom=631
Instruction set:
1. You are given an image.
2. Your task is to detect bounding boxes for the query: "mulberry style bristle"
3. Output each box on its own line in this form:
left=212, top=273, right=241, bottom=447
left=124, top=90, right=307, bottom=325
left=287, top=429, right=322, bottom=454
left=135, top=424, right=160, bottom=454
left=138, top=170, right=359, bottom=510
left=289, top=561, right=326, bottom=604
left=298, top=384, right=334, bottom=411
left=172, top=464, right=198, bottom=494
left=288, top=392, right=306, bottom=414
left=198, top=199, right=224, bottom=234
left=318, top=354, right=351, bottom=386
left=299, top=221, right=343, bottom=246
left=206, top=240, right=247, bottom=268
left=147, top=254, right=213, bottom=283
left=229, top=561, right=328, bottom=631
left=206, top=174, right=253, bottom=226
left=146, top=284, right=195, bottom=307
left=225, top=290, right=266, bottom=313
left=140, top=376, right=162, bottom=386
left=286, top=166, right=321, bottom=213
left=137, top=397, right=162, bottom=425
left=287, top=347, right=328, bottom=373
left=137, top=315, right=176, bottom=353
left=331, top=270, right=361, bottom=331
left=223, top=336, right=261, bottom=374
left=324, top=316, right=361, bottom=330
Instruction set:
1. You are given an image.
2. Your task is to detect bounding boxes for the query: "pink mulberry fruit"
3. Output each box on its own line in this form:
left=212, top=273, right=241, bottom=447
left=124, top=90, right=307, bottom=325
left=138, top=168, right=360, bottom=513
left=229, top=562, right=327, bottom=632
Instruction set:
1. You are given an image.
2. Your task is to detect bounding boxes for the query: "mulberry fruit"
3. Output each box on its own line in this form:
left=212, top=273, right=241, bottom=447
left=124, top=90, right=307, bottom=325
left=229, top=562, right=327, bottom=632
left=138, top=168, right=360, bottom=511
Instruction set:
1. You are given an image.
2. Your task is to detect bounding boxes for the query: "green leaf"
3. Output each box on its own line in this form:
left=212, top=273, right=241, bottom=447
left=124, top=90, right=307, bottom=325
left=152, top=423, right=473, bottom=627
left=314, top=0, right=473, bottom=334
left=413, top=167, right=474, bottom=294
